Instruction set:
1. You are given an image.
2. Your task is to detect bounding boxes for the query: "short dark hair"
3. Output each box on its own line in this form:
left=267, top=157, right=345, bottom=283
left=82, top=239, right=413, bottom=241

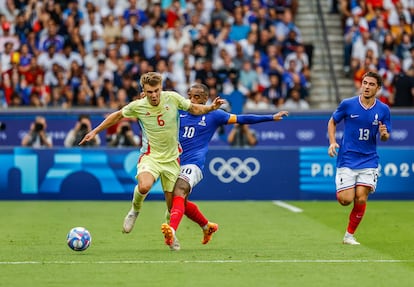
left=189, top=83, right=209, bottom=97
left=362, top=71, right=383, bottom=87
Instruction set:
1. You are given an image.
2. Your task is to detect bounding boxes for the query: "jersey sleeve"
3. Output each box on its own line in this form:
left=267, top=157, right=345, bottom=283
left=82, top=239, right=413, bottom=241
left=214, top=109, right=231, bottom=125
left=332, top=99, right=347, bottom=123
left=166, top=91, right=191, bottom=111
left=235, top=114, right=274, bottom=124
left=122, top=99, right=141, bottom=118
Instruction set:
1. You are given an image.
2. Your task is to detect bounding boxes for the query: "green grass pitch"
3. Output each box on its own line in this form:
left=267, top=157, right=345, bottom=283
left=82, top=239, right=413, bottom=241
left=0, top=200, right=413, bottom=287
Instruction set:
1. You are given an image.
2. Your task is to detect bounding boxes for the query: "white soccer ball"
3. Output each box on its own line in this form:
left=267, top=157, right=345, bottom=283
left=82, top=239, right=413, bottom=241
left=67, top=227, right=92, bottom=251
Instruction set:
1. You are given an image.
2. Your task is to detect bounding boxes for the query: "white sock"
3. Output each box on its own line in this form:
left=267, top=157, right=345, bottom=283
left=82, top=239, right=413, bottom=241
left=345, top=231, right=353, bottom=237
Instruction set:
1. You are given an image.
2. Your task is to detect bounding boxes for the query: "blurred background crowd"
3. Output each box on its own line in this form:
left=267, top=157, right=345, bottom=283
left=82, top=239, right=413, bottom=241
left=340, top=0, right=414, bottom=107
left=0, top=0, right=315, bottom=113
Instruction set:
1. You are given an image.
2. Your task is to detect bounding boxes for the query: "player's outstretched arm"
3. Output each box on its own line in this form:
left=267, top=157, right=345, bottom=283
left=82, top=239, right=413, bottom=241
left=79, top=110, right=124, bottom=145
left=188, top=97, right=225, bottom=115
left=231, top=110, right=289, bottom=125
left=273, top=110, right=289, bottom=121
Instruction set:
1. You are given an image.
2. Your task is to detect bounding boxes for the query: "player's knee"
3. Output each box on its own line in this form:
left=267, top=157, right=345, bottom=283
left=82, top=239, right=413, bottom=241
left=336, top=192, right=352, bottom=206
left=137, top=183, right=151, bottom=194
left=339, top=200, right=352, bottom=206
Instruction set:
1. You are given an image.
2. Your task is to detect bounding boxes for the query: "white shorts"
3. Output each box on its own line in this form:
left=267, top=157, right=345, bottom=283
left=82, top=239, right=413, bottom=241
left=335, top=167, right=378, bottom=193
left=178, top=164, right=203, bottom=192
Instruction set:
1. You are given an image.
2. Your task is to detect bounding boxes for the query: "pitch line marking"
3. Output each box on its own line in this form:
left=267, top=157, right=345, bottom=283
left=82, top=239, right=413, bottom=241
left=272, top=200, right=303, bottom=213
left=1, top=259, right=412, bottom=265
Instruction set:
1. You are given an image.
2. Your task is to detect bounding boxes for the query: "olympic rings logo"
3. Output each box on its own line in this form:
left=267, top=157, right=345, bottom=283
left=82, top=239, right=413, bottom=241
left=209, top=157, right=260, bottom=183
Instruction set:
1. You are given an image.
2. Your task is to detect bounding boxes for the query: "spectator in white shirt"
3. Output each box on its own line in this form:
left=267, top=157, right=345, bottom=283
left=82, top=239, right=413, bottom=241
left=351, top=28, right=379, bottom=72
left=283, top=88, right=310, bottom=110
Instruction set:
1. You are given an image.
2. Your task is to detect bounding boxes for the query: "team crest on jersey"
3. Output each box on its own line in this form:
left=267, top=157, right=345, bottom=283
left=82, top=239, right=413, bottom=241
left=145, top=111, right=151, bottom=116
left=164, top=104, right=170, bottom=111
left=198, top=115, right=206, bottom=126
left=372, top=113, right=379, bottom=125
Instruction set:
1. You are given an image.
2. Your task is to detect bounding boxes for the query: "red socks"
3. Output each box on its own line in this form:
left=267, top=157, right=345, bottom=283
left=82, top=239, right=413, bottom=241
left=170, top=198, right=209, bottom=231
left=347, top=202, right=366, bottom=234
left=185, top=201, right=208, bottom=228
left=169, top=196, right=185, bottom=231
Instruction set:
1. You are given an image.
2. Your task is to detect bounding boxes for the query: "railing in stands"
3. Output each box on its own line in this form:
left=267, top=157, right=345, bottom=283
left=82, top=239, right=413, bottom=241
left=313, top=0, right=341, bottom=104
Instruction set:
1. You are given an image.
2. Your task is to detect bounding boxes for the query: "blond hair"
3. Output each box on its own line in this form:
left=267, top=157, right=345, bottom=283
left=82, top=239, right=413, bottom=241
left=140, top=72, right=163, bottom=88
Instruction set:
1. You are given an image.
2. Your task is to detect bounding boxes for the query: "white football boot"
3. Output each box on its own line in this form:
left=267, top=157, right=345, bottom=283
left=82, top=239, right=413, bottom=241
left=343, top=233, right=360, bottom=245
left=122, top=209, right=139, bottom=233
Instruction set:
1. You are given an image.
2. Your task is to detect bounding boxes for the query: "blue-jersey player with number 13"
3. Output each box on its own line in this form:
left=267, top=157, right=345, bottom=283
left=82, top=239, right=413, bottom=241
left=327, top=71, right=391, bottom=245
left=161, top=83, right=289, bottom=250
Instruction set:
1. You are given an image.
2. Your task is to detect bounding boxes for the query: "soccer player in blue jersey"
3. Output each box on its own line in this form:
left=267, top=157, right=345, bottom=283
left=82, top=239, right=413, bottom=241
left=161, top=83, right=289, bottom=250
left=79, top=73, right=224, bottom=235
left=327, top=71, right=391, bottom=245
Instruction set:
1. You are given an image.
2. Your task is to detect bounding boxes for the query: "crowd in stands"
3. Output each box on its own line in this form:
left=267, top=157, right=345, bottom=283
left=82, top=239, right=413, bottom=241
left=0, top=0, right=312, bottom=113
left=340, top=0, right=414, bottom=107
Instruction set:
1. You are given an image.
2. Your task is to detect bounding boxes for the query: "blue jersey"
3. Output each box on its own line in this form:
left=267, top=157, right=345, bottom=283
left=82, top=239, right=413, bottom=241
left=179, top=109, right=230, bottom=169
left=332, top=96, right=392, bottom=169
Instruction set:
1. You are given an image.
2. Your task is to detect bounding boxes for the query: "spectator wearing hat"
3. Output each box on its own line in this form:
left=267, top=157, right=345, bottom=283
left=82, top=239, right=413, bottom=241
left=0, top=21, right=20, bottom=53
